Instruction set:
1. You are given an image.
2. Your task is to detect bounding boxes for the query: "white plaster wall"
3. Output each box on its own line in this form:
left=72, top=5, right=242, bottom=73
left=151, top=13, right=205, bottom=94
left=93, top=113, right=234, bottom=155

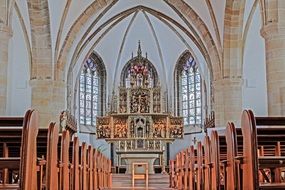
left=15, top=0, right=31, bottom=45
left=210, top=0, right=226, bottom=44
left=242, top=6, right=268, bottom=116
left=7, top=9, right=31, bottom=116
left=60, top=0, right=104, bottom=51
left=169, top=134, right=192, bottom=159
left=243, top=0, right=255, bottom=31
left=184, top=0, right=219, bottom=49
left=48, top=0, right=67, bottom=63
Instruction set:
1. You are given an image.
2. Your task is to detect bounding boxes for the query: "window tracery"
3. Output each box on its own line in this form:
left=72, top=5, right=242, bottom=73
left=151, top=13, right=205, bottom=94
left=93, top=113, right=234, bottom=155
left=175, top=51, right=202, bottom=126
left=79, top=53, right=106, bottom=126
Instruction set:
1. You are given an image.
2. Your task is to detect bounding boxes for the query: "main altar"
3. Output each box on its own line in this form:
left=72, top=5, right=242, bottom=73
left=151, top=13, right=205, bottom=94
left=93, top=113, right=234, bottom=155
left=96, top=42, right=183, bottom=174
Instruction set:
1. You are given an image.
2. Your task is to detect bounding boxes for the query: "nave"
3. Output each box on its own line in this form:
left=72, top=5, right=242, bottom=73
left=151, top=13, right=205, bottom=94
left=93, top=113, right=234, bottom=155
left=0, top=109, right=173, bottom=190
left=2, top=108, right=285, bottom=189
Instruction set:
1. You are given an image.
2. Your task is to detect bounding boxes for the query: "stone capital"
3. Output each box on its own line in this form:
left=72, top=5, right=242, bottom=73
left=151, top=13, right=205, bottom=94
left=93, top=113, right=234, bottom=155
left=29, top=79, right=53, bottom=87
left=29, top=79, right=66, bottom=88
left=213, top=77, right=243, bottom=88
left=260, top=23, right=285, bottom=39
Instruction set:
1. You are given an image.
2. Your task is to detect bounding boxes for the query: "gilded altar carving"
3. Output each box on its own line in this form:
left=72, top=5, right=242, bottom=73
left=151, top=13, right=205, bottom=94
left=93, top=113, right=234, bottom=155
left=96, top=42, right=184, bottom=172
left=169, top=117, right=184, bottom=138
left=96, top=116, right=111, bottom=138
left=119, top=89, right=127, bottom=113
left=114, top=118, right=128, bottom=138
left=153, top=88, right=161, bottom=113
left=153, top=118, right=166, bottom=138
left=130, top=88, right=150, bottom=113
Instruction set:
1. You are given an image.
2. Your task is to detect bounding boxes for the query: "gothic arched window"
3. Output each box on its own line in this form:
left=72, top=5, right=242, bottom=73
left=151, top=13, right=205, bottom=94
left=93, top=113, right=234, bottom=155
left=175, top=51, right=202, bottom=126
left=79, top=53, right=106, bottom=126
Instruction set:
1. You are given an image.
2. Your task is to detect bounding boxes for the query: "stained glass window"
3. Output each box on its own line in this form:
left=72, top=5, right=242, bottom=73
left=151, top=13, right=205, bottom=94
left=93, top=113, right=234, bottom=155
left=176, top=52, right=202, bottom=126
left=79, top=54, right=106, bottom=126
left=121, top=42, right=158, bottom=88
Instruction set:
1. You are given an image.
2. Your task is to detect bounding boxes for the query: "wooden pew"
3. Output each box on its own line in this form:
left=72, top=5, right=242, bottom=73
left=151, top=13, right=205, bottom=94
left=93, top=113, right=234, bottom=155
left=173, top=108, right=285, bottom=190
left=0, top=109, right=40, bottom=189
left=215, top=117, right=285, bottom=190
left=0, top=110, right=112, bottom=190
left=241, top=110, right=285, bottom=189
left=169, top=160, right=175, bottom=188
left=188, top=145, right=195, bottom=190
left=225, top=122, right=238, bottom=190
left=173, top=145, right=199, bottom=190
left=45, top=122, right=59, bottom=189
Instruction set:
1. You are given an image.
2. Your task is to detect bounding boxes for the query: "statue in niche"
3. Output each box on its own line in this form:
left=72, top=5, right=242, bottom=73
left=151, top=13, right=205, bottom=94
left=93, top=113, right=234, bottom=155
left=149, top=140, right=154, bottom=149
left=127, top=141, right=132, bottom=150
left=160, top=123, right=166, bottom=138
left=120, top=141, right=124, bottom=149
left=137, top=73, right=143, bottom=87
left=134, top=117, right=145, bottom=138
left=119, top=90, right=127, bottom=113
left=140, top=93, right=150, bottom=113
left=145, top=121, right=150, bottom=137
left=59, top=111, right=67, bottom=132
left=131, top=93, right=139, bottom=113
left=119, top=105, right=126, bottom=113
left=137, top=127, right=143, bottom=138
left=130, top=120, right=134, bottom=138
left=155, top=141, right=160, bottom=149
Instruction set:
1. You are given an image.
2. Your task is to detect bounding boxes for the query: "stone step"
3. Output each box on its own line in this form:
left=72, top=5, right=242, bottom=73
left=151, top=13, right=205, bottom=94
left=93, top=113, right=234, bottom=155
left=111, top=174, right=171, bottom=189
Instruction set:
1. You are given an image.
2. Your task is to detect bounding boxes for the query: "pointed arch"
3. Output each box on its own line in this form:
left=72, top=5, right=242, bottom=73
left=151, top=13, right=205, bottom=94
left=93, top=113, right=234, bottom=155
left=174, top=51, right=202, bottom=126
left=78, top=52, right=106, bottom=126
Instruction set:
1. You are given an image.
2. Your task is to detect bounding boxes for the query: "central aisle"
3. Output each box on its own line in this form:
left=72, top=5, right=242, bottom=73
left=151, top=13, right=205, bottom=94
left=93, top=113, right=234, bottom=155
left=103, top=173, right=174, bottom=190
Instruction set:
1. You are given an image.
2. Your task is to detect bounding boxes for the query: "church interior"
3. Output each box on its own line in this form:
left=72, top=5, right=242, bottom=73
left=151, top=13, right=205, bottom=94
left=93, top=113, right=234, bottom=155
left=1, top=0, right=285, bottom=189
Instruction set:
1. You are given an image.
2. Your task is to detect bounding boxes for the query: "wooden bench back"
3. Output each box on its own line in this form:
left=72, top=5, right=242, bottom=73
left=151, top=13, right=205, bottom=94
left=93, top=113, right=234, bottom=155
left=210, top=130, right=220, bottom=190
left=225, top=122, right=238, bottom=190
left=20, top=109, right=39, bottom=190
left=46, top=122, right=59, bottom=190
left=0, top=109, right=112, bottom=190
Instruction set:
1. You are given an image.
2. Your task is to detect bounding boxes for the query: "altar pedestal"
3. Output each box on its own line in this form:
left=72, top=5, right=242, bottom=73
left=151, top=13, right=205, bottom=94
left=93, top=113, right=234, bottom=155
left=120, top=153, right=159, bottom=174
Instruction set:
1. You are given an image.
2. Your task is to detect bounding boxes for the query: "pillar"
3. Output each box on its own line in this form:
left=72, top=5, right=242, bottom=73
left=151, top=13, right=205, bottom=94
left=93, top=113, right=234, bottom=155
left=213, top=78, right=243, bottom=126
left=0, top=24, right=12, bottom=114
left=30, top=79, right=65, bottom=127
left=261, top=0, right=285, bottom=115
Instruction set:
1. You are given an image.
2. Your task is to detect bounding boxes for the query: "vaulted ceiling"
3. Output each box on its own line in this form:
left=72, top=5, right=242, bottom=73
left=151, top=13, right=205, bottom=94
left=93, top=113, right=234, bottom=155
left=13, top=0, right=260, bottom=93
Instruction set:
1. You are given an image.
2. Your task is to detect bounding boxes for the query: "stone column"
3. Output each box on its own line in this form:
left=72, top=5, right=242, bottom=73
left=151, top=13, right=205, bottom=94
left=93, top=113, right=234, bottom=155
left=261, top=23, right=285, bottom=115
left=213, top=78, right=243, bottom=126
left=259, top=0, right=285, bottom=116
left=0, top=24, right=12, bottom=114
left=30, top=79, right=65, bottom=127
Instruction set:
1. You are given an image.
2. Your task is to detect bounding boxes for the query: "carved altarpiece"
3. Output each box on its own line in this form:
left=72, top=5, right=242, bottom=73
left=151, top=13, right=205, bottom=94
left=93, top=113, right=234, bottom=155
left=97, top=43, right=183, bottom=174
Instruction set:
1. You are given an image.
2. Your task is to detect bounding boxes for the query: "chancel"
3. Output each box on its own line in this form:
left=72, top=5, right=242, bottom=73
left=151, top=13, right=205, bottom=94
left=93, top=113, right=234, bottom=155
left=96, top=42, right=183, bottom=174
left=1, top=0, right=285, bottom=189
